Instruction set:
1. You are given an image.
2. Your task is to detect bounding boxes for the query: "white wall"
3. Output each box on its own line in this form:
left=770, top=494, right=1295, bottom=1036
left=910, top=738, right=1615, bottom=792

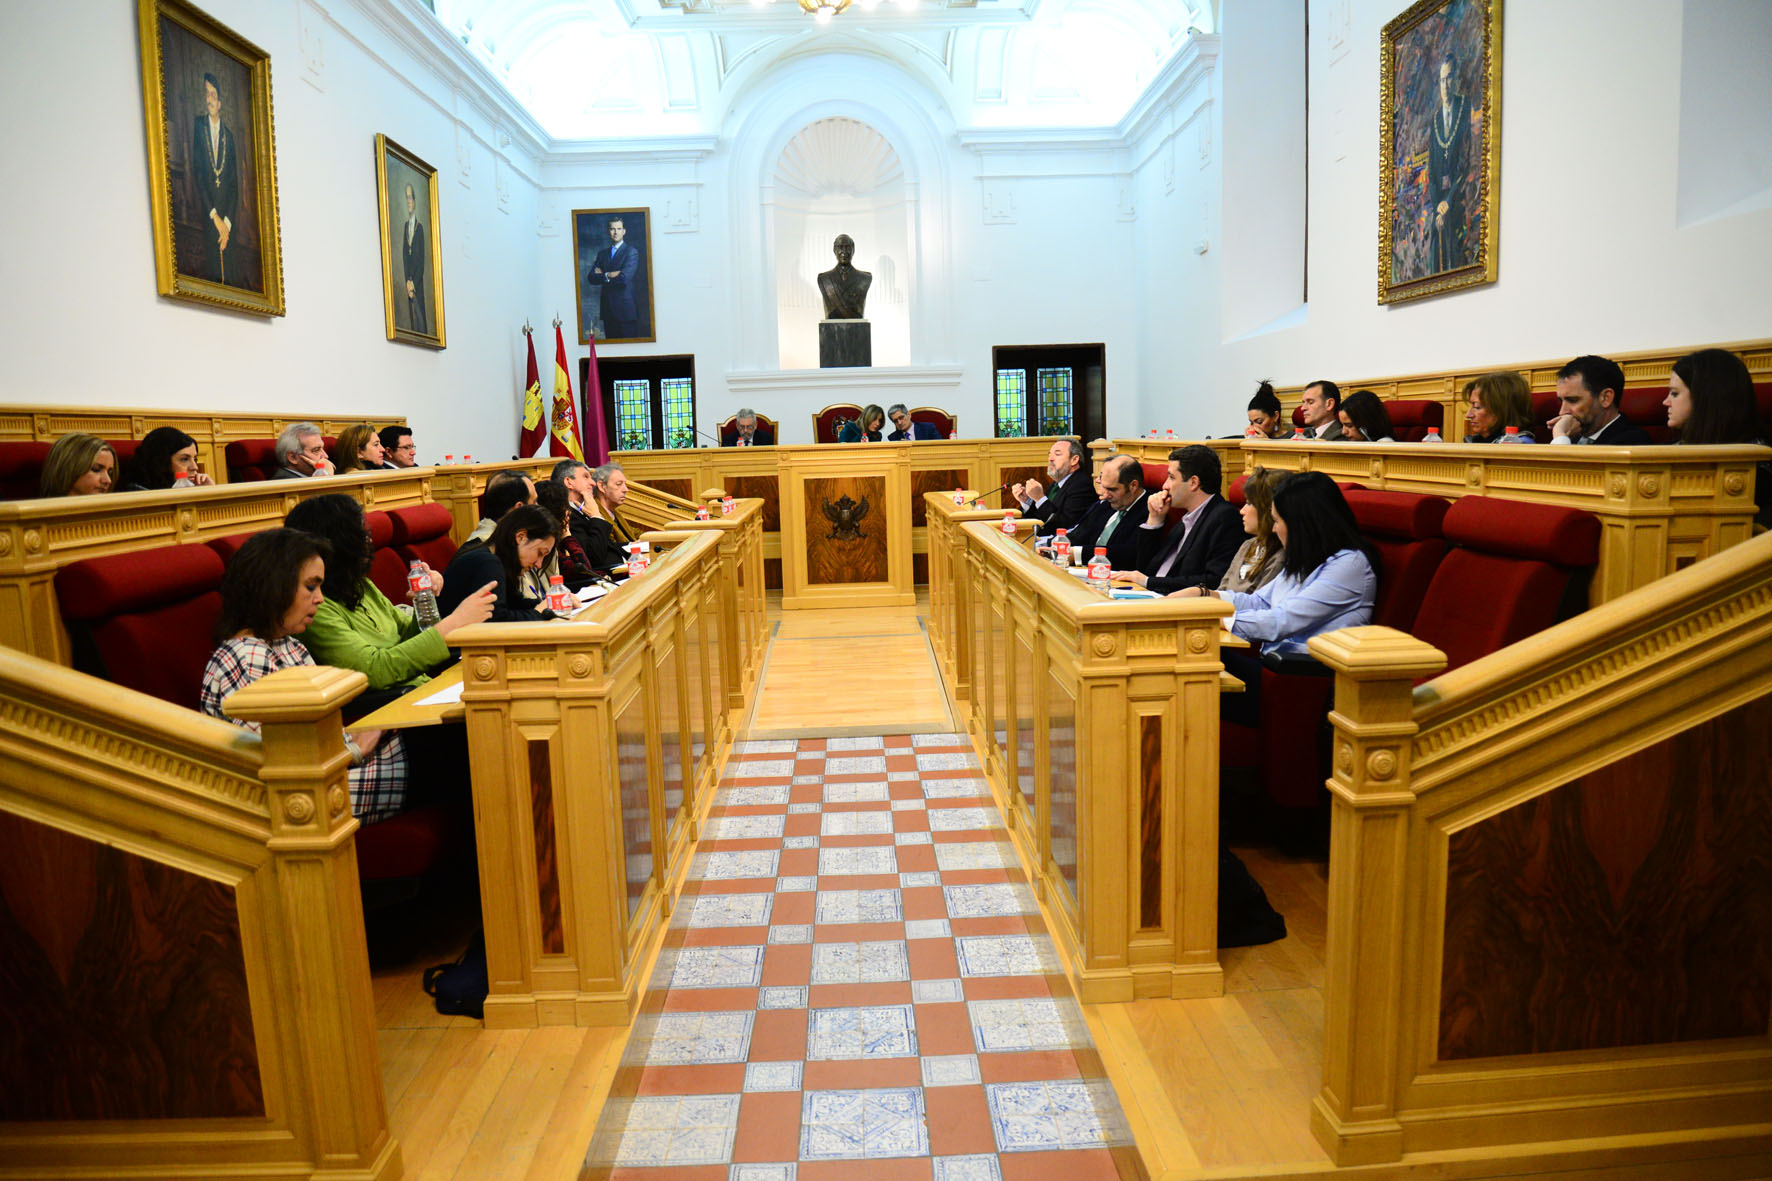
left=0, top=0, right=548, bottom=462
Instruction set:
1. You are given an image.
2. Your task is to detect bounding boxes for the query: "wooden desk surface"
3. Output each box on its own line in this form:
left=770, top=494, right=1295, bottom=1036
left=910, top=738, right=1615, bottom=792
left=348, top=665, right=464, bottom=730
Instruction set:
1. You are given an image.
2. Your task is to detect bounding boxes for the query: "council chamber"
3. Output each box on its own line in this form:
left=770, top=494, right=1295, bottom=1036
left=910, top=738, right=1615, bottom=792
left=2, top=1, right=1770, bottom=1179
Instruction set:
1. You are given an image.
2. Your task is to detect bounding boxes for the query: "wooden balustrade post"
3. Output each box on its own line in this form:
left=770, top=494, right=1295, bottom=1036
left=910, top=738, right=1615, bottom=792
left=1305, top=626, right=1445, bottom=1167
left=224, top=665, right=398, bottom=1180
left=1087, top=437, right=1115, bottom=474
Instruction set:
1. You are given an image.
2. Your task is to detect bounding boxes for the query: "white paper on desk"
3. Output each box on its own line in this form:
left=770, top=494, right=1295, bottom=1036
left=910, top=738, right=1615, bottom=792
left=414, top=682, right=465, bottom=708
left=574, top=583, right=613, bottom=605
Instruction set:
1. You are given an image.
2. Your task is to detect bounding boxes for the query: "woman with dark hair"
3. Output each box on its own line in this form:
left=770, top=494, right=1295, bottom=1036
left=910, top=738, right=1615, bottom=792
left=438, top=503, right=565, bottom=622
left=121, top=426, right=213, bottom=490
left=1245, top=381, right=1287, bottom=439
left=838, top=404, right=886, bottom=443
left=199, top=528, right=408, bottom=824
left=1462, top=371, right=1537, bottom=442
left=39, top=433, right=117, bottom=497
left=331, top=424, right=386, bottom=475
left=1666, top=347, right=1769, bottom=526
left=285, top=493, right=495, bottom=690
left=1219, top=466, right=1285, bottom=593
left=1337, top=390, right=1395, bottom=443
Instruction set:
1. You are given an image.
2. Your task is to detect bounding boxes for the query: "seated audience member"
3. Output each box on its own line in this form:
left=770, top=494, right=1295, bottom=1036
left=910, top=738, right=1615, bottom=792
left=550, top=459, right=617, bottom=570
left=459, top=470, right=537, bottom=555
left=838, top=404, right=887, bottom=443
left=724, top=408, right=774, bottom=447
left=285, top=493, right=494, bottom=691
left=1218, top=466, right=1285, bottom=593
left=1014, top=438, right=1093, bottom=532
left=378, top=425, right=417, bottom=468
left=591, top=461, right=640, bottom=553
left=1549, top=354, right=1652, bottom=445
left=439, top=504, right=563, bottom=623
left=271, top=422, right=334, bottom=479
left=1117, top=445, right=1243, bottom=593
left=199, top=528, right=407, bottom=824
left=1337, top=390, right=1396, bottom=442
left=1169, top=470, right=1377, bottom=713
left=887, top=403, right=940, bottom=441
left=332, top=424, right=387, bottom=475
left=1298, top=379, right=1344, bottom=440
left=1067, top=454, right=1150, bottom=570
left=121, top=426, right=214, bottom=489
left=535, top=479, right=597, bottom=588
left=1462, top=370, right=1538, bottom=442
left=40, top=433, right=117, bottom=497
left=1245, top=381, right=1288, bottom=439
left=1666, top=347, right=1771, bottom=527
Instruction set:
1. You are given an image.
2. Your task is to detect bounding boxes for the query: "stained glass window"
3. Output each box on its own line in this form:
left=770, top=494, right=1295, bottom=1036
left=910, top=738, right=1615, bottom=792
left=1037, top=368, right=1073, bottom=436
left=614, top=379, right=653, bottom=451
left=661, top=377, right=696, bottom=449
left=995, top=369, right=1027, bottom=438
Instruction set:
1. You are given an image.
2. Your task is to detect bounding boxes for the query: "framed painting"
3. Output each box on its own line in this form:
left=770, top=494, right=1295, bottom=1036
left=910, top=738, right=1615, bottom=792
left=1378, top=0, right=1502, bottom=305
left=572, top=208, right=656, bottom=345
left=376, top=135, right=446, bottom=348
left=137, top=0, right=284, bottom=316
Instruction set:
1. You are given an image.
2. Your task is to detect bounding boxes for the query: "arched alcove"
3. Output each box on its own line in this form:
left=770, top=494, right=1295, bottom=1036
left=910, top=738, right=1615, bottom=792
left=773, top=117, right=911, bottom=368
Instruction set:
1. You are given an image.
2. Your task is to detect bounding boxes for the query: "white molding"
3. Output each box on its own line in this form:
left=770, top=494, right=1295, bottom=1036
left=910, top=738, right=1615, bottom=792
left=726, top=365, right=966, bottom=394
left=1119, top=33, right=1219, bottom=150
left=545, top=137, right=723, bottom=164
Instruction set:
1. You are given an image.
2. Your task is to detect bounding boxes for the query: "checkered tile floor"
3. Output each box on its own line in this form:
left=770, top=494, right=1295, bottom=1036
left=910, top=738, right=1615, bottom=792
left=581, top=735, right=1139, bottom=1181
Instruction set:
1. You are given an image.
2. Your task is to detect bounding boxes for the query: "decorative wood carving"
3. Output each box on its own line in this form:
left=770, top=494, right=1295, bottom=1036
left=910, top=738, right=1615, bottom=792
left=803, top=476, right=886, bottom=585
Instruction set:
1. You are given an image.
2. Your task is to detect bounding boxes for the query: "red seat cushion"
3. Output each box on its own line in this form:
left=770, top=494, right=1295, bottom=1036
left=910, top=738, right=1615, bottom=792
left=206, top=531, right=257, bottom=567
left=388, top=503, right=458, bottom=570
left=56, top=544, right=226, bottom=707
left=0, top=441, right=54, bottom=499
left=910, top=408, right=955, bottom=437
left=1386, top=399, right=1444, bottom=442
left=354, top=804, right=460, bottom=881
left=226, top=438, right=280, bottom=482
left=364, top=510, right=411, bottom=604
left=1347, top=490, right=1450, bottom=631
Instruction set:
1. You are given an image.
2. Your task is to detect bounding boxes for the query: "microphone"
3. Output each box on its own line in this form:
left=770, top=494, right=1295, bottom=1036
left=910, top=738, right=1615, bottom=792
left=968, top=481, right=1012, bottom=508
left=694, top=426, right=727, bottom=448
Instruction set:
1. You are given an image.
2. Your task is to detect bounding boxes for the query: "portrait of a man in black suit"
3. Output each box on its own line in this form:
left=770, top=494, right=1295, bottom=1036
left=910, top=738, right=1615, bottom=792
left=400, top=183, right=428, bottom=334
left=376, top=135, right=444, bottom=346
left=191, top=72, right=238, bottom=285
left=573, top=208, right=656, bottom=344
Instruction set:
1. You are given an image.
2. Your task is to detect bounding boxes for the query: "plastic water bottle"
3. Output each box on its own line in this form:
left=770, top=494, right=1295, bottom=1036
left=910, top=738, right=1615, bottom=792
left=721, top=495, right=735, bottom=515
left=1086, top=547, right=1111, bottom=584
left=696, top=505, right=711, bottom=521
left=442, top=454, right=454, bottom=466
left=1052, top=528, right=1071, bottom=567
left=1000, top=512, right=1017, bottom=535
left=1165, top=429, right=1177, bottom=442
left=1499, top=426, right=1524, bottom=444
left=1421, top=427, right=1443, bottom=444
left=949, top=430, right=958, bottom=440
left=463, top=454, right=473, bottom=465
left=953, top=488, right=965, bottom=505
left=1291, top=425, right=1306, bottom=440
left=546, top=574, right=572, bottom=614
left=408, top=561, right=441, bottom=627
left=626, top=543, right=650, bottom=577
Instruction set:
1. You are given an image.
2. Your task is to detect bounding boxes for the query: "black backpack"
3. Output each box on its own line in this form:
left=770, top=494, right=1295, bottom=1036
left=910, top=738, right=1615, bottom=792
left=423, top=931, right=488, bottom=1019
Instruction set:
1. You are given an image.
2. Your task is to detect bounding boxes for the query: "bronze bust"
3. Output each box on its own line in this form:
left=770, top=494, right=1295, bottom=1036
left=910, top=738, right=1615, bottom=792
left=816, top=234, right=872, bottom=321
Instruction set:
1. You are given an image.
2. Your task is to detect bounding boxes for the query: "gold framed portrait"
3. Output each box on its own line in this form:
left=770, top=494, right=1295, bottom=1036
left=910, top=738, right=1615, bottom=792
left=1378, top=0, right=1503, bottom=305
left=375, top=135, right=446, bottom=349
left=137, top=0, right=284, bottom=316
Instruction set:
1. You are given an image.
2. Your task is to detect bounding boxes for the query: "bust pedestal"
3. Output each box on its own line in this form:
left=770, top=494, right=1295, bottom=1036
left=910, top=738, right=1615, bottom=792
left=819, top=320, right=872, bottom=369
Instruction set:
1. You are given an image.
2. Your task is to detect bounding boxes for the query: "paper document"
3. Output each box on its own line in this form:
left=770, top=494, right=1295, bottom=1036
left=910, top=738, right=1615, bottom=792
left=414, top=681, right=465, bottom=708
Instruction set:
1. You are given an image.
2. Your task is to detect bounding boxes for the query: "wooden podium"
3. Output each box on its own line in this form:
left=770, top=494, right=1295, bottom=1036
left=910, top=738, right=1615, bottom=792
left=776, top=442, right=916, bottom=609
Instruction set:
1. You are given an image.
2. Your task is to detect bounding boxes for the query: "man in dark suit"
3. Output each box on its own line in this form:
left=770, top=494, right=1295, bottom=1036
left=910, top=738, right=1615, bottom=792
left=192, top=73, right=239, bottom=285
left=1121, top=445, right=1244, bottom=594
left=1066, top=455, right=1150, bottom=571
left=400, top=183, right=428, bottom=333
left=1548, top=354, right=1653, bottom=445
left=886, top=404, right=941, bottom=441
left=1299, top=380, right=1344, bottom=441
left=1014, top=439, right=1093, bottom=533
left=722, top=408, right=775, bottom=447
left=587, top=217, right=644, bottom=339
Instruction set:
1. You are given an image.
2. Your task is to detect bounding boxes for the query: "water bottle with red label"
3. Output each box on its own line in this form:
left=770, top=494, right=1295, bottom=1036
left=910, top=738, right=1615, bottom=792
left=1000, top=513, right=1017, bottom=535
left=1086, top=547, right=1111, bottom=584
left=626, top=543, right=650, bottom=577
left=721, top=495, right=735, bottom=515
left=408, top=561, right=441, bottom=627
left=1052, top=528, right=1071, bottom=567
left=952, top=488, right=965, bottom=505
left=546, top=575, right=572, bottom=615
left=696, top=505, right=711, bottom=521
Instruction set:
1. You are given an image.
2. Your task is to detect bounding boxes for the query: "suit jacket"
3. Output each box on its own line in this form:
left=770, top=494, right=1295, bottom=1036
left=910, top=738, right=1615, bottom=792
left=401, top=217, right=428, bottom=333
left=722, top=424, right=777, bottom=446
left=1582, top=414, right=1653, bottom=446
left=888, top=422, right=941, bottom=441
left=1058, top=498, right=1112, bottom=557
left=1308, top=419, right=1345, bottom=441
left=1021, top=470, right=1095, bottom=534
left=1071, top=491, right=1150, bottom=571
left=588, top=241, right=643, bottom=336
left=567, top=503, right=626, bottom=570
left=270, top=466, right=307, bottom=480
left=438, top=545, right=549, bottom=623
left=191, top=115, right=239, bottom=285
left=1134, top=495, right=1245, bottom=594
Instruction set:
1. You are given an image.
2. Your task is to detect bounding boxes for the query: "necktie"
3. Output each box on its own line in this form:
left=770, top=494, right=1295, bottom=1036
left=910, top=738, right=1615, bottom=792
left=1097, top=510, right=1123, bottom=549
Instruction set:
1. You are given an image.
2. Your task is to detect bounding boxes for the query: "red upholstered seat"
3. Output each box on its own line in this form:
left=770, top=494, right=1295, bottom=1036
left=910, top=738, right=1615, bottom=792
left=355, top=805, right=462, bottom=883
left=364, top=510, right=411, bottom=604
left=1386, top=400, right=1444, bottom=442
left=56, top=543, right=225, bottom=707
left=205, top=531, right=257, bottom=567
left=813, top=403, right=864, bottom=443
left=226, top=438, right=280, bottom=482
left=718, top=411, right=779, bottom=446
left=0, top=441, right=54, bottom=499
left=910, top=407, right=956, bottom=437
left=1345, top=490, right=1450, bottom=630
left=389, top=503, right=457, bottom=570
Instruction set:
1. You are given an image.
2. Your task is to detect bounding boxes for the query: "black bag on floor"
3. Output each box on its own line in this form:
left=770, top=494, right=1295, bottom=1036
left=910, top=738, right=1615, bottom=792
left=1218, top=848, right=1287, bottom=948
left=423, top=930, right=488, bottom=1019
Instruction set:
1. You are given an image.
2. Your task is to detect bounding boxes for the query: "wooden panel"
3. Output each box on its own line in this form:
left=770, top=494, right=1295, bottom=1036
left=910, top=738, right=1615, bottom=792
left=1439, top=694, right=1772, bottom=1060
left=658, top=643, right=686, bottom=846
left=528, top=740, right=564, bottom=956
left=1138, top=715, right=1163, bottom=930
left=912, top=552, right=929, bottom=584
left=1048, top=669, right=1079, bottom=907
left=803, top=476, right=887, bottom=585
left=996, top=465, right=1047, bottom=509
left=911, top=467, right=969, bottom=527
left=0, top=811, right=263, bottom=1121
left=1015, top=634, right=1038, bottom=810
left=616, top=689, right=652, bottom=924
left=728, top=474, right=780, bottom=531
left=648, top=477, right=695, bottom=503
left=763, top=557, right=783, bottom=590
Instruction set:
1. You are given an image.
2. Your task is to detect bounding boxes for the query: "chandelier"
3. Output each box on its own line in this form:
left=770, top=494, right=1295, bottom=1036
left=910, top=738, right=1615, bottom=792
left=751, top=0, right=919, bottom=24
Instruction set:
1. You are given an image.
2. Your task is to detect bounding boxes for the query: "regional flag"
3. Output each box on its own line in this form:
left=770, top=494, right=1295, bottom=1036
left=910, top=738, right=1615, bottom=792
left=519, top=327, right=547, bottom=458
left=550, top=322, right=586, bottom=463
left=582, top=328, right=611, bottom=467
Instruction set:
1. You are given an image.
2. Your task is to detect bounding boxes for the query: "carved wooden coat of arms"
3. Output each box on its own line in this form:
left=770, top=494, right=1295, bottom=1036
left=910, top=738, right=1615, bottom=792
left=822, top=494, right=869, bottom=541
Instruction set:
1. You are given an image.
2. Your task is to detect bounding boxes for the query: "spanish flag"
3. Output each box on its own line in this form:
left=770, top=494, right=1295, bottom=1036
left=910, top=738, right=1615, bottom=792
left=518, top=327, right=546, bottom=458
left=549, top=322, right=586, bottom=463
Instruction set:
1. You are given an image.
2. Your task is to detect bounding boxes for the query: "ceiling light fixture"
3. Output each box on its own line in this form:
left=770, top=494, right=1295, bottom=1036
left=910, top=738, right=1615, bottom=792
left=797, top=0, right=852, bottom=20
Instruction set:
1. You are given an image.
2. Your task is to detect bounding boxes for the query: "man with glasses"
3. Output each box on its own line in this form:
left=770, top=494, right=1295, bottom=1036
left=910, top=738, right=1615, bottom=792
left=378, top=426, right=418, bottom=468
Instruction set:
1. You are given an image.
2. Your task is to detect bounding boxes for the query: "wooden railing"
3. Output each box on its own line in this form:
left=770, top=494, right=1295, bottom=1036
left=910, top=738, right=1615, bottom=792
left=1306, top=531, right=1772, bottom=1165
left=944, top=516, right=1233, bottom=1003
left=0, top=653, right=396, bottom=1179
left=925, top=492, right=1027, bottom=706
left=450, top=526, right=758, bottom=1027
left=1100, top=437, right=1769, bottom=605
left=0, top=403, right=407, bottom=485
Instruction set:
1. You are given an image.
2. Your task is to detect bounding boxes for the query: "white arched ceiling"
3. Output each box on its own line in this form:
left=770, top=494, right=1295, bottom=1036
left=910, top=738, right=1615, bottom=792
left=431, top=0, right=1214, bottom=139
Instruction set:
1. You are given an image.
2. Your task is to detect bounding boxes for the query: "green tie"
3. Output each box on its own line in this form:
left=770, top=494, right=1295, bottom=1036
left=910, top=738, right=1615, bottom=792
left=1097, top=509, right=1123, bottom=549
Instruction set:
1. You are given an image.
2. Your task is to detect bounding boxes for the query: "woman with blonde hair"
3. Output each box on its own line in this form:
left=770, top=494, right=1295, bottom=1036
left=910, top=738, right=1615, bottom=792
left=1220, top=466, right=1286, bottom=593
left=331, top=424, right=386, bottom=475
left=1462, top=371, right=1537, bottom=442
left=40, top=432, right=118, bottom=497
